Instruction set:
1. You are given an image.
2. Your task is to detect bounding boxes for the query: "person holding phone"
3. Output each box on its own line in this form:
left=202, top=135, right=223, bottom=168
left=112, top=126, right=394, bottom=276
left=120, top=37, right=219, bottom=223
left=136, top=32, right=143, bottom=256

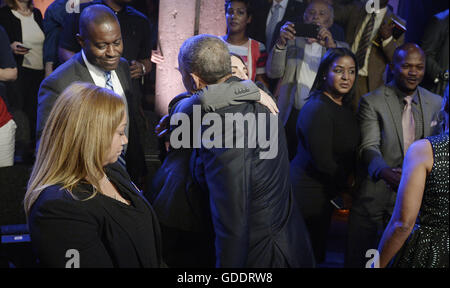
left=0, top=0, right=45, bottom=163
left=266, top=0, right=348, bottom=160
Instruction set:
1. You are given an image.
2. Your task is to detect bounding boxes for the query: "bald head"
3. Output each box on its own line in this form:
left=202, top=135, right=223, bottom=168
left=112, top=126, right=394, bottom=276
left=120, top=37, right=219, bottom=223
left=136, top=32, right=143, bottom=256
left=79, top=4, right=119, bottom=39
left=77, top=4, right=123, bottom=71
left=393, top=43, right=425, bottom=65
left=304, top=0, right=334, bottom=29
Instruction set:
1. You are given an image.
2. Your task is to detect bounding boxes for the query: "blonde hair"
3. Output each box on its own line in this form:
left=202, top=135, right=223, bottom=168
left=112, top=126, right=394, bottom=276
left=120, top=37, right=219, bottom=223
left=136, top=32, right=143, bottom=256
left=24, top=82, right=125, bottom=215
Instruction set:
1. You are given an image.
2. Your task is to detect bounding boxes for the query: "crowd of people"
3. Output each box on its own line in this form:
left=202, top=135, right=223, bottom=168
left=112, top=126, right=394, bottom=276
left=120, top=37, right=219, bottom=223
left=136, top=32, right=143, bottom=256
left=0, top=0, right=448, bottom=268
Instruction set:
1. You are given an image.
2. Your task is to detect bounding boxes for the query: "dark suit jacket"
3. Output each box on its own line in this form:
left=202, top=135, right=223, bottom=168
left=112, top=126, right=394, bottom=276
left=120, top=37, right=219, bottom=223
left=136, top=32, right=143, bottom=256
left=37, top=52, right=146, bottom=182
left=421, top=9, right=449, bottom=94
left=353, top=82, right=442, bottom=217
left=169, top=78, right=315, bottom=268
left=0, top=6, right=43, bottom=68
left=28, top=162, right=164, bottom=268
left=249, top=0, right=308, bottom=51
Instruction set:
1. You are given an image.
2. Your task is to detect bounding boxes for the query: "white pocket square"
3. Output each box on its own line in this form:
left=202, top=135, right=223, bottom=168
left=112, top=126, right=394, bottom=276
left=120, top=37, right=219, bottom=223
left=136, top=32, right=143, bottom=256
left=430, top=120, right=438, bottom=127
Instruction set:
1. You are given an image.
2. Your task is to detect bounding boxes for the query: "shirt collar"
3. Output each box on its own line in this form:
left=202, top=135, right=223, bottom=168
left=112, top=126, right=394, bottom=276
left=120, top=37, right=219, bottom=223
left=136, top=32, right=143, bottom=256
left=82, top=49, right=114, bottom=76
left=394, top=84, right=419, bottom=105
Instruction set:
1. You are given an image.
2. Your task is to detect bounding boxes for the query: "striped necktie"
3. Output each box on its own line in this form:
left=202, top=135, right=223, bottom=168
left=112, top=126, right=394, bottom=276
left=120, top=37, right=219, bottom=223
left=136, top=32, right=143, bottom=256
left=355, top=13, right=376, bottom=69
left=104, top=71, right=114, bottom=91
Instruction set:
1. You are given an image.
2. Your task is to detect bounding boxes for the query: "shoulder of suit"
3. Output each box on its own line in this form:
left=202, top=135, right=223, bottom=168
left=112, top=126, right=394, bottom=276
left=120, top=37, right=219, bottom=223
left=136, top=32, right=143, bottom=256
left=435, top=9, right=449, bottom=21
left=124, top=5, right=150, bottom=22
left=418, top=86, right=443, bottom=103
left=363, top=85, right=389, bottom=100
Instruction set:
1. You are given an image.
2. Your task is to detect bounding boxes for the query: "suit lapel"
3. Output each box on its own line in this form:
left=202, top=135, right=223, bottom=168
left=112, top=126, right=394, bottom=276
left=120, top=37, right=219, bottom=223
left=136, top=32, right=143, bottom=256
left=74, top=53, right=95, bottom=83
left=417, top=87, right=432, bottom=137
left=115, top=60, right=130, bottom=97
left=384, top=83, right=405, bottom=154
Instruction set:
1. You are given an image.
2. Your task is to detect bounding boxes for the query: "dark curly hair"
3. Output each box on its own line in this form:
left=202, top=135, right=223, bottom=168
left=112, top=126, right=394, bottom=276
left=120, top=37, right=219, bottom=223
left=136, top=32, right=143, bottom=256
left=224, top=0, right=253, bottom=16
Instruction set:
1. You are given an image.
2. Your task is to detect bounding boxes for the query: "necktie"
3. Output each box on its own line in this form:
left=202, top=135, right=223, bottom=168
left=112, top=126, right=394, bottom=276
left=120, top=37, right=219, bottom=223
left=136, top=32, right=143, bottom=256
left=402, top=95, right=415, bottom=154
left=266, top=4, right=282, bottom=50
left=104, top=71, right=114, bottom=91
left=355, top=13, right=376, bottom=69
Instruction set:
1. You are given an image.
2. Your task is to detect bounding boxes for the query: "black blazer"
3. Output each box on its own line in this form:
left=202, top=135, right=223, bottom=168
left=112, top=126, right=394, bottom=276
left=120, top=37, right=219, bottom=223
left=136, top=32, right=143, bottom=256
left=28, top=162, right=164, bottom=268
left=37, top=52, right=146, bottom=182
left=0, top=6, right=43, bottom=67
left=171, top=78, right=315, bottom=268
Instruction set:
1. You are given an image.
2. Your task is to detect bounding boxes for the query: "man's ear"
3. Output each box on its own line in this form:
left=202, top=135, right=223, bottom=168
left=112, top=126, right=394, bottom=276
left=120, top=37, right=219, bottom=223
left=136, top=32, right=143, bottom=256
left=190, top=73, right=207, bottom=90
left=76, top=34, right=84, bottom=48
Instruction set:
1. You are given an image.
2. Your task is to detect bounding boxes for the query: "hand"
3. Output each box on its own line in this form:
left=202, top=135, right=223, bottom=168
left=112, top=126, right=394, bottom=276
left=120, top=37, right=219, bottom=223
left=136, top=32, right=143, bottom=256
left=379, top=20, right=394, bottom=40
left=380, top=167, right=402, bottom=191
left=155, top=114, right=170, bottom=138
left=129, top=60, right=144, bottom=79
left=276, top=21, right=296, bottom=49
left=151, top=50, right=165, bottom=64
left=257, top=89, right=279, bottom=115
left=10, top=41, right=30, bottom=55
left=317, top=27, right=336, bottom=48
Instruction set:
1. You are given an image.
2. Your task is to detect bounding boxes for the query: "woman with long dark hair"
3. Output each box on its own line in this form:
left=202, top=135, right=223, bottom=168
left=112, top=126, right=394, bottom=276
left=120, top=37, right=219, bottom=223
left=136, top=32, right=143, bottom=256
left=290, top=48, right=360, bottom=264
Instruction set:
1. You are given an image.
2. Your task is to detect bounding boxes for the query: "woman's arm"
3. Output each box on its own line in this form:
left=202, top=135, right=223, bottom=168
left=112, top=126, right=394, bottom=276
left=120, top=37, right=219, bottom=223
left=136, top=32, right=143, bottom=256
left=378, top=139, right=433, bottom=267
left=0, top=67, right=17, bottom=81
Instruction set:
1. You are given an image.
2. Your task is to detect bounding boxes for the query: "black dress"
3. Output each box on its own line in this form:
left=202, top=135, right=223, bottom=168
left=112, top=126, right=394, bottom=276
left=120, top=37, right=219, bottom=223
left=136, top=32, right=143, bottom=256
left=392, top=132, right=449, bottom=268
left=290, top=91, right=360, bottom=263
left=28, top=162, right=164, bottom=268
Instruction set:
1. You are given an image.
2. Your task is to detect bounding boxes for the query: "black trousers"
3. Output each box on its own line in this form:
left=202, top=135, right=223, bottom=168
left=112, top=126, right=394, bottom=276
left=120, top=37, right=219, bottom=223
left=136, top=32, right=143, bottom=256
left=345, top=210, right=388, bottom=268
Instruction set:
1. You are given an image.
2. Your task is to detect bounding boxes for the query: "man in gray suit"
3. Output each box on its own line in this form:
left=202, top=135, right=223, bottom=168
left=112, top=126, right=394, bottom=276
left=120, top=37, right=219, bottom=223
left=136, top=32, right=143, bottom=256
left=37, top=5, right=146, bottom=184
left=266, top=0, right=349, bottom=159
left=346, top=43, right=442, bottom=267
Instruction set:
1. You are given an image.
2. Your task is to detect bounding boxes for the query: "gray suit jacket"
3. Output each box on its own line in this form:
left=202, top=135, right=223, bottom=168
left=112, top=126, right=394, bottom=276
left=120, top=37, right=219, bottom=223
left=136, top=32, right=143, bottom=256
left=266, top=37, right=349, bottom=124
left=353, top=82, right=442, bottom=217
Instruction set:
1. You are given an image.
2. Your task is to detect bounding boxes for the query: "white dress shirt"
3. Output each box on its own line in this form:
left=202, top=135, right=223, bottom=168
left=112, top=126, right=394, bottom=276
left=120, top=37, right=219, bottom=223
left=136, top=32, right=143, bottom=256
left=82, top=50, right=130, bottom=146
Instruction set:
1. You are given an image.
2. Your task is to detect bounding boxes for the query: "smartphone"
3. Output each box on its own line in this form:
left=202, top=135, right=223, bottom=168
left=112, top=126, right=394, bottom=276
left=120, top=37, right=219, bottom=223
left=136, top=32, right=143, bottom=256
left=294, top=22, right=320, bottom=39
left=17, top=44, right=31, bottom=50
